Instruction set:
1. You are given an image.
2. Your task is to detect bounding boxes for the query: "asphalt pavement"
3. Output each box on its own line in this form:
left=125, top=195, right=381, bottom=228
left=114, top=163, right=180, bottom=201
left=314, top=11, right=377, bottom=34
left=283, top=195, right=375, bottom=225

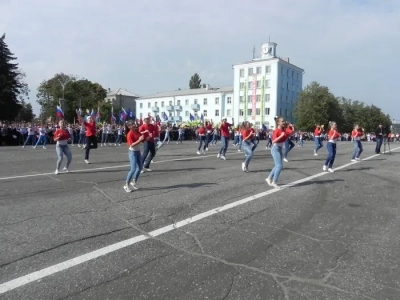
left=0, top=139, right=399, bottom=300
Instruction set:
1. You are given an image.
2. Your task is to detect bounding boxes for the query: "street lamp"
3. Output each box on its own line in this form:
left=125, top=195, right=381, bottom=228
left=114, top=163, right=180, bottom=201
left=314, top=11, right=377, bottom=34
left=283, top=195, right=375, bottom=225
left=57, top=78, right=70, bottom=110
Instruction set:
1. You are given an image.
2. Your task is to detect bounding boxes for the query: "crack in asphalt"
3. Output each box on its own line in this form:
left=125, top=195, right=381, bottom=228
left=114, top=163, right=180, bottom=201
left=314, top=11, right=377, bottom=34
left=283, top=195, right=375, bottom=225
left=220, top=272, right=239, bottom=300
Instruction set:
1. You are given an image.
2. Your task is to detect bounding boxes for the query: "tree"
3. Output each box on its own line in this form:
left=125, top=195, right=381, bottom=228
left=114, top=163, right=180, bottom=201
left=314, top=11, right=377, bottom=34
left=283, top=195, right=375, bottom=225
left=189, top=73, right=201, bottom=89
left=36, top=73, right=107, bottom=123
left=0, top=33, right=30, bottom=121
left=16, top=99, right=34, bottom=122
left=293, top=82, right=343, bottom=131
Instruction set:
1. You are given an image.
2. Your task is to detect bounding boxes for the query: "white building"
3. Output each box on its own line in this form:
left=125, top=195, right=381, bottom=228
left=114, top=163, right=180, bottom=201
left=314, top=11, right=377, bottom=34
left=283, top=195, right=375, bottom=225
left=105, top=88, right=140, bottom=117
left=233, top=42, right=304, bottom=129
left=136, top=41, right=304, bottom=128
left=135, top=85, right=233, bottom=123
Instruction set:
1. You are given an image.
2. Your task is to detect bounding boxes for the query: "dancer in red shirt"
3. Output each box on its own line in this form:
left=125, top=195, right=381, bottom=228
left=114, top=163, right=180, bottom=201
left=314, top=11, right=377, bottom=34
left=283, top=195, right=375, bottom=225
left=241, top=121, right=255, bottom=172
left=323, top=121, right=340, bottom=172
left=314, top=124, right=325, bottom=156
left=139, top=117, right=156, bottom=172
left=197, top=124, right=207, bottom=154
left=76, top=111, right=98, bottom=164
left=351, top=124, right=364, bottom=161
left=266, top=117, right=288, bottom=189
left=124, top=121, right=144, bottom=192
left=217, top=118, right=234, bottom=160
left=53, top=120, right=72, bottom=174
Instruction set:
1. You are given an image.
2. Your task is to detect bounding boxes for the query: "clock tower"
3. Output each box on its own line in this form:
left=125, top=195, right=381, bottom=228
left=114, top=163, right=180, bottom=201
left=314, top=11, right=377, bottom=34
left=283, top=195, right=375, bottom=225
left=261, top=42, right=277, bottom=58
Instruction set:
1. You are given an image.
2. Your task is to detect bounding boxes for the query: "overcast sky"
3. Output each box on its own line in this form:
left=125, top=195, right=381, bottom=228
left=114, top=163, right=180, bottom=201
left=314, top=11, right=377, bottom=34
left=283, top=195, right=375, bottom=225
left=1, top=0, right=399, bottom=119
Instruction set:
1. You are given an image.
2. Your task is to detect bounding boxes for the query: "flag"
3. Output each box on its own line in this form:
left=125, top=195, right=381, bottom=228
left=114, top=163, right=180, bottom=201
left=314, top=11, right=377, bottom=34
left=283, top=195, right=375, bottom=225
left=189, top=113, right=194, bottom=121
left=96, top=107, right=100, bottom=122
left=200, top=114, right=204, bottom=122
left=90, top=109, right=96, bottom=118
left=163, top=111, right=168, bottom=121
left=127, top=108, right=133, bottom=119
left=56, top=106, right=64, bottom=118
left=111, top=106, right=115, bottom=124
left=121, top=107, right=128, bottom=119
left=119, top=112, right=125, bottom=123
left=155, top=115, right=161, bottom=122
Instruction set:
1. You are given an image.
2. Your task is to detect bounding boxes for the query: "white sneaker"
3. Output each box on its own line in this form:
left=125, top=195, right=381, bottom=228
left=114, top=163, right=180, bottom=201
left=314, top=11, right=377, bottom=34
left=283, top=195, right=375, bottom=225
left=265, top=177, right=272, bottom=186
left=323, top=165, right=327, bottom=171
left=151, top=160, right=154, bottom=163
left=33, top=146, right=36, bottom=149
left=206, top=148, right=208, bottom=151
left=217, top=153, right=221, bottom=158
left=238, top=149, right=241, bottom=152
left=351, top=159, right=356, bottom=162
left=314, top=153, right=318, bottom=156
left=355, top=158, right=361, bottom=161
left=130, top=181, right=139, bottom=190
left=144, top=168, right=152, bottom=172
left=283, top=158, right=288, bottom=162
left=84, top=159, right=90, bottom=164
left=328, top=168, right=334, bottom=173
left=63, top=167, right=71, bottom=173
left=55, top=169, right=59, bottom=175
left=242, top=162, right=246, bottom=171
left=197, top=151, right=201, bottom=155
left=220, top=156, right=226, bottom=160
left=123, top=185, right=132, bottom=193
left=271, top=182, right=280, bottom=189
left=43, top=146, right=46, bottom=149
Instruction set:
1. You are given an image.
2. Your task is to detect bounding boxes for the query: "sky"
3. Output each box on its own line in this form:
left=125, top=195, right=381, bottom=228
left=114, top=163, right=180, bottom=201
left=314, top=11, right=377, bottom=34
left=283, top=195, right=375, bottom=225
left=1, top=0, right=399, bottom=120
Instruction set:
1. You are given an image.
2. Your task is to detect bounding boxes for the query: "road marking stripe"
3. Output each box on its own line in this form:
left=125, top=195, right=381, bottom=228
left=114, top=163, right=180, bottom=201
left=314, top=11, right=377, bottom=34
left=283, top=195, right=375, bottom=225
left=0, top=147, right=398, bottom=295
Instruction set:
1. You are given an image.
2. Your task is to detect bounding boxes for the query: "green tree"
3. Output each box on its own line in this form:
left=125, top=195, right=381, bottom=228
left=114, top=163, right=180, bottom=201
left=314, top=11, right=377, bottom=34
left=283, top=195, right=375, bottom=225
left=0, top=33, right=30, bottom=121
left=36, top=73, right=107, bottom=123
left=189, top=73, right=201, bottom=89
left=293, top=82, right=343, bottom=131
left=16, top=99, right=34, bottom=122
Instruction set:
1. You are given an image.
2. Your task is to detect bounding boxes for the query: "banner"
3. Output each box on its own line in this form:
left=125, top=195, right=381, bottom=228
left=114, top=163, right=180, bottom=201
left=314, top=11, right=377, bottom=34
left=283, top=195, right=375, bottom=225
left=243, top=80, right=247, bottom=121
left=251, top=74, right=257, bottom=120
left=261, top=75, right=265, bottom=124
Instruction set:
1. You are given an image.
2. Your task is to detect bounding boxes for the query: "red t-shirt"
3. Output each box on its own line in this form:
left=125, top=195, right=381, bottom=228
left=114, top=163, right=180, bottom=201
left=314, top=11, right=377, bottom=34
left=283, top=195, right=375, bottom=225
left=198, top=127, right=206, bottom=135
left=220, top=122, right=231, bottom=137
left=206, top=124, right=212, bottom=132
left=83, top=121, right=96, bottom=137
left=139, top=123, right=155, bottom=142
left=314, top=127, right=322, bottom=136
left=272, top=128, right=288, bottom=143
left=241, top=128, right=252, bottom=140
left=54, top=129, right=70, bottom=141
left=126, top=129, right=142, bottom=147
left=328, top=129, right=340, bottom=140
left=351, top=129, right=363, bottom=138
left=285, top=126, right=293, bottom=136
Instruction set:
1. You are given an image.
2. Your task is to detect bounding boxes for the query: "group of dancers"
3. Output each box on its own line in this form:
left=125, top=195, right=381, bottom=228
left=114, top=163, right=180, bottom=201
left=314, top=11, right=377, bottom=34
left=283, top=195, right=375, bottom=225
left=49, top=112, right=368, bottom=191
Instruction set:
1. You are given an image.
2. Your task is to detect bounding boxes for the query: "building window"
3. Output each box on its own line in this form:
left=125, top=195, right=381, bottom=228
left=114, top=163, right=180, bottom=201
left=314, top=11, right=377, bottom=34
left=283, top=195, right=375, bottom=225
left=155, top=102, right=158, bottom=107
left=257, top=80, right=261, bottom=88
left=248, top=68, right=253, bottom=76
left=215, top=97, right=219, bottom=104
left=256, top=95, right=261, bottom=102
left=203, top=110, right=207, bottom=117
left=297, top=73, right=299, bottom=80
left=169, top=112, right=172, bottom=117
left=240, top=69, right=244, bottom=77
left=140, top=113, right=143, bottom=119
left=248, top=82, right=252, bottom=89
left=280, top=94, right=283, bottom=102
left=292, top=70, right=294, bottom=78
left=265, top=94, right=270, bottom=102
left=177, top=100, right=181, bottom=105
left=247, top=109, right=252, bottom=116
left=292, top=84, right=295, bottom=91
left=285, top=109, right=289, bottom=116
left=287, top=82, right=289, bottom=90
left=227, top=97, right=232, bottom=104
left=148, top=102, right=151, bottom=108
left=239, top=96, right=244, bottom=103
left=256, top=108, right=260, bottom=115
left=176, top=111, right=180, bottom=116
left=240, top=82, right=245, bottom=89
left=265, top=80, right=271, bottom=88
left=215, top=109, right=220, bottom=116
left=266, top=66, right=271, bottom=74
left=227, top=109, right=231, bottom=116
left=281, top=66, right=284, bottom=74
left=194, top=99, right=198, bottom=104
left=265, top=108, right=270, bottom=115
left=185, top=111, right=189, bottom=116
left=140, top=103, right=143, bottom=108
left=239, top=109, right=244, bottom=116
left=169, top=101, right=172, bottom=105
left=287, top=69, right=289, bottom=76
left=247, top=95, right=252, bottom=102
left=256, top=67, right=261, bottom=74
left=281, top=80, right=284, bottom=89
left=185, top=99, right=189, bottom=105
left=161, top=101, right=164, bottom=107
left=286, top=95, right=289, bottom=103
left=203, top=98, right=207, bottom=105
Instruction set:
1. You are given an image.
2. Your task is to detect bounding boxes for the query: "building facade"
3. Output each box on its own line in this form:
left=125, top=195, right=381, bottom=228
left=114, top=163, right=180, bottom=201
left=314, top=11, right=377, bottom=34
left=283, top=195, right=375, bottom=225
left=105, top=88, right=139, bottom=117
left=135, top=85, right=233, bottom=123
left=233, top=42, right=304, bottom=129
left=135, top=41, right=304, bottom=128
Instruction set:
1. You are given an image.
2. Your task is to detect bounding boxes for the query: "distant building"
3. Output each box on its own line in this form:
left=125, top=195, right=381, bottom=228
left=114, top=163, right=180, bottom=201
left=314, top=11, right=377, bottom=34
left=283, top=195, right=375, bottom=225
left=233, top=42, right=304, bottom=128
left=136, top=41, right=304, bottom=128
left=135, top=85, right=233, bottom=123
left=105, top=88, right=139, bottom=117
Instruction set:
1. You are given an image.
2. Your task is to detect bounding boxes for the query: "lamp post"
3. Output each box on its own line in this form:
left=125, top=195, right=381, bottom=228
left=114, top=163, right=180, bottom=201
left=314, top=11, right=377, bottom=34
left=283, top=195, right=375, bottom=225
left=57, top=78, right=70, bottom=111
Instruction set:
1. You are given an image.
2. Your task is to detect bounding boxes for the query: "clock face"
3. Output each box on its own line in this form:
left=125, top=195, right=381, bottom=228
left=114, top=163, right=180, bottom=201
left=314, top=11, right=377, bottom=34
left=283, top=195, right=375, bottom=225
left=263, top=47, right=269, bottom=54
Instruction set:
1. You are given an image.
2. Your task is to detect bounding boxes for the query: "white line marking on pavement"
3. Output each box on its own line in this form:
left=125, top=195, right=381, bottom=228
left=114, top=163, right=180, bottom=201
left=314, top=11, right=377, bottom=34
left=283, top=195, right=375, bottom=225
left=0, top=152, right=237, bottom=181
left=0, top=147, right=398, bottom=295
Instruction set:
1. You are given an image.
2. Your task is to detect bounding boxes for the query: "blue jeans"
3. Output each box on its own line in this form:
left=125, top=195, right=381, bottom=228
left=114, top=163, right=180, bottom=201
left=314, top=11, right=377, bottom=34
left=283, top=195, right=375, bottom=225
left=23, top=135, right=36, bottom=146
left=35, top=135, right=47, bottom=147
left=242, top=141, right=253, bottom=166
left=126, top=150, right=143, bottom=183
left=284, top=139, right=295, bottom=158
left=268, top=145, right=283, bottom=182
left=198, top=136, right=206, bottom=151
left=219, top=136, right=229, bottom=156
left=315, top=137, right=323, bottom=152
left=352, top=140, right=363, bottom=159
left=375, top=137, right=383, bottom=154
left=56, top=144, right=72, bottom=170
left=251, top=138, right=259, bottom=151
left=325, top=142, right=336, bottom=168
